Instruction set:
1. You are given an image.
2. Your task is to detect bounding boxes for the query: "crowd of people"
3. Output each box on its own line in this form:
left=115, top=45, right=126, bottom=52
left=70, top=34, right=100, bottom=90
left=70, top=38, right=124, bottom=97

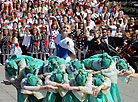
left=0, top=0, right=138, bottom=101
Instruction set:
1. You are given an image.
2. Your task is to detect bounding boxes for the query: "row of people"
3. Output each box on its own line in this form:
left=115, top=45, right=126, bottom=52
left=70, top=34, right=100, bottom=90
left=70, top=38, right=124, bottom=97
left=3, top=53, right=135, bottom=102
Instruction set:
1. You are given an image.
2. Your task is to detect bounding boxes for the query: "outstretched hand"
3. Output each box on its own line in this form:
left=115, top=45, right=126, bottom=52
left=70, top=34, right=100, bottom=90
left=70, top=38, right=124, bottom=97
left=21, top=90, right=33, bottom=95
left=1, top=80, right=11, bottom=85
left=119, top=69, right=131, bottom=75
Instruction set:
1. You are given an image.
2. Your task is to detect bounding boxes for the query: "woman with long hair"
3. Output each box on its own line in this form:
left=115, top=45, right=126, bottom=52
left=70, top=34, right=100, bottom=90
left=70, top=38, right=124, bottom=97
left=76, top=22, right=88, bottom=60
left=0, top=29, right=11, bottom=64
left=10, top=31, right=22, bottom=55
left=54, top=24, right=76, bottom=62
left=28, top=28, right=40, bottom=58
left=39, top=25, right=49, bottom=60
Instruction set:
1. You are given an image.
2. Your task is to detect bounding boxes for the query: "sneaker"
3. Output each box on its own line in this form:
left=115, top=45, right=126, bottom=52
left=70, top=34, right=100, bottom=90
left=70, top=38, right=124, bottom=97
left=0, top=63, right=2, bottom=66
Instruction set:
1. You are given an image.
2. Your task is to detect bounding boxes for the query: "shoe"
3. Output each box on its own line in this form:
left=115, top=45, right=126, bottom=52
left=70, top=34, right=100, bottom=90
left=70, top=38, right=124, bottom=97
left=0, top=63, right=2, bottom=66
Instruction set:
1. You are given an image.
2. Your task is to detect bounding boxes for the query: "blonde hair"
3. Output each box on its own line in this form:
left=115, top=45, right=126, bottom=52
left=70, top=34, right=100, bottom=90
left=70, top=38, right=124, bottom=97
left=110, top=18, right=114, bottom=22
left=123, top=32, right=130, bottom=38
left=135, top=30, right=138, bottom=34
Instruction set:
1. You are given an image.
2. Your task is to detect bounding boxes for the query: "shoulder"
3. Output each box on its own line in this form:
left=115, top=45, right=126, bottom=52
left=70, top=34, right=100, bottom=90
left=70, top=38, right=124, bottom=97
left=64, top=37, right=74, bottom=45
left=55, top=34, right=62, bottom=44
left=56, top=34, right=62, bottom=38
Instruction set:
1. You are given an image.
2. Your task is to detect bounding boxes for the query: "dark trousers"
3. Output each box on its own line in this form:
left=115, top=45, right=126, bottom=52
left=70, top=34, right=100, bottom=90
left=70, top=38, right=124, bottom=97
left=128, top=56, right=138, bottom=73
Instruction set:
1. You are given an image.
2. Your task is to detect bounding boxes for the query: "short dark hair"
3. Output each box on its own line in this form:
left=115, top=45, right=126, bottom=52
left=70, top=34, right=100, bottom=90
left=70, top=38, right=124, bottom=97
left=102, top=28, right=107, bottom=31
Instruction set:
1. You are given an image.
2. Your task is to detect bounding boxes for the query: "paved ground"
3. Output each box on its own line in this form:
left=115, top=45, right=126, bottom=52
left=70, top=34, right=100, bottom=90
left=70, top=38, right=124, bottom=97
left=0, top=65, right=138, bottom=102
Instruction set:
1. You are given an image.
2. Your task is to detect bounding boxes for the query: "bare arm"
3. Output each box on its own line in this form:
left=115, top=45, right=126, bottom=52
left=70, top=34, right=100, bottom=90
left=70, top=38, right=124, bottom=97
left=130, top=73, right=138, bottom=78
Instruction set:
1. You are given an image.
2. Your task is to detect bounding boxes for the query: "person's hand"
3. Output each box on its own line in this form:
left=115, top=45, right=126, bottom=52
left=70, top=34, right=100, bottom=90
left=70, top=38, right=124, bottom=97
left=130, top=74, right=138, bottom=78
left=1, top=80, right=11, bottom=85
left=21, top=90, right=33, bottom=95
left=119, top=69, right=129, bottom=75
left=61, top=84, right=70, bottom=91
left=38, top=75, right=45, bottom=79
left=67, top=41, right=70, bottom=46
left=93, top=87, right=101, bottom=95
left=97, top=38, right=101, bottom=44
left=42, top=85, right=58, bottom=90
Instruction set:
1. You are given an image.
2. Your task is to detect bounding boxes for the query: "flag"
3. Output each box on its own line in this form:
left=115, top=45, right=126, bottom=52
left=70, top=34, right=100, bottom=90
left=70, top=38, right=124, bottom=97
left=3, top=23, right=8, bottom=27
left=124, top=15, right=129, bottom=19
left=116, top=24, right=120, bottom=28
left=66, top=12, right=72, bottom=17
left=18, top=20, right=24, bottom=23
left=34, top=1, right=38, bottom=6
left=23, top=11, right=28, bottom=13
left=9, top=6, right=12, bottom=11
left=51, top=10, right=55, bottom=14
left=96, top=24, right=101, bottom=28
left=118, top=9, right=122, bottom=12
left=58, top=5, right=63, bottom=9
left=68, top=0, right=73, bottom=2
left=50, top=17, right=56, bottom=21
left=6, top=16, right=11, bottom=20
left=39, top=27, right=45, bottom=30
left=67, top=13, right=72, bottom=17
left=85, top=5, right=90, bottom=9
left=44, top=2, right=49, bottom=6
left=96, top=20, right=102, bottom=24
left=32, top=12, right=37, bottom=14
left=99, top=4, right=104, bottom=8
left=62, top=1, right=67, bottom=5
left=13, top=9, right=16, bottom=13
left=29, top=22, right=35, bottom=28
left=12, top=29, right=16, bottom=32
left=78, top=19, right=81, bottom=23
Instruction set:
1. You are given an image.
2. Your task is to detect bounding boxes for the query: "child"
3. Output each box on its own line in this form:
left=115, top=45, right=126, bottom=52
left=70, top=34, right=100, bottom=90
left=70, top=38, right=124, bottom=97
left=28, top=28, right=40, bottom=58
left=22, top=27, right=31, bottom=55
left=76, top=22, right=88, bottom=60
left=10, top=31, right=22, bottom=55
left=49, top=23, right=59, bottom=56
left=39, top=26, right=49, bottom=60
left=115, top=26, right=123, bottom=37
left=0, top=29, right=11, bottom=64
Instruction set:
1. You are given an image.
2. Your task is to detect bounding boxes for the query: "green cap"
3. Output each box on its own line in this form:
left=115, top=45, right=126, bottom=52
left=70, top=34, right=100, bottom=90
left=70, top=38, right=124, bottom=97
left=116, top=59, right=128, bottom=71
left=9, top=54, right=18, bottom=60
left=84, top=58, right=101, bottom=71
left=45, top=59, right=59, bottom=73
left=101, top=57, right=111, bottom=68
left=27, top=74, right=40, bottom=86
left=69, top=59, right=84, bottom=72
left=101, top=53, right=112, bottom=68
left=5, top=60, right=18, bottom=76
left=93, top=73, right=104, bottom=86
left=53, top=69, right=65, bottom=83
left=25, top=65, right=36, bottom=75
left=112, top=56, right=120, bottom=62
left=75, top=69, right=89, bottom=86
